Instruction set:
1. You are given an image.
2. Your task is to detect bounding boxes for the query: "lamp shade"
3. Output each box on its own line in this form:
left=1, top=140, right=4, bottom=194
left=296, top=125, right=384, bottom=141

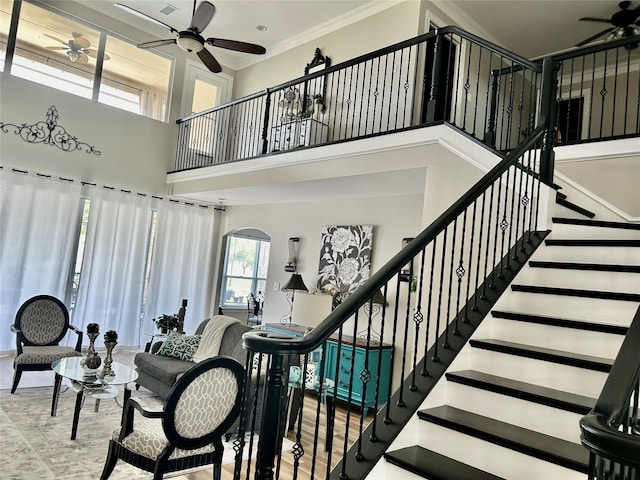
left=282, top=273, right=308, bottom=292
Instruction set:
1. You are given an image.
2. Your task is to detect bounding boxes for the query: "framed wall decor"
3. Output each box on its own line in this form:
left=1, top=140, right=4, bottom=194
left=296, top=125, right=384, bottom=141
left=317, top=225, right=373, bottom=306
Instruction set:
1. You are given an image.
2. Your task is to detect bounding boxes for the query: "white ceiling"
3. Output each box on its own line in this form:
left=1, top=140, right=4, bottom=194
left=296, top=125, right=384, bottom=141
left=81, top=0, right=637, bottom=67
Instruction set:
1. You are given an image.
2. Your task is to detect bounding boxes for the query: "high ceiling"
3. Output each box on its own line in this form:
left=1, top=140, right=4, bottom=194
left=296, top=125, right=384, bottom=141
left=80, top=0, right=638, bottom=66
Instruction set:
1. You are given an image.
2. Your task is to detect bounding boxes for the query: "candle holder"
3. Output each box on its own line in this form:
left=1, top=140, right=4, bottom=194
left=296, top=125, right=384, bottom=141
left=102, top=330, right=118, bottom=377
left=84, top=323, right=101, bottom=369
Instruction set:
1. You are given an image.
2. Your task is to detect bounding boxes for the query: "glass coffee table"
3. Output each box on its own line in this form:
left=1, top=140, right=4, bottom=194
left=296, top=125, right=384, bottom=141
left=51, top=356, right=138, bottom=440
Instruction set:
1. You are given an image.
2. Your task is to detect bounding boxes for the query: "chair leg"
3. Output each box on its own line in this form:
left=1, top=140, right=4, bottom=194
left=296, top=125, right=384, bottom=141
left=10, top=367, right=22, bottom=394
left=99, top=441, right=119, bottom=480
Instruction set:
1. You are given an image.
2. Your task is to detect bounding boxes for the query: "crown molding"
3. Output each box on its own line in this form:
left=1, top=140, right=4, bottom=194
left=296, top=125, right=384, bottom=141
left=227, top=0, right=403, bottom=71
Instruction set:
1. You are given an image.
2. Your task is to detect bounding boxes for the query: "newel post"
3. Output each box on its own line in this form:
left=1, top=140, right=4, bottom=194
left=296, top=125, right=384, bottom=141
left=254, top=352, right=286, bottom=480
left=424, top=32, right=444, bottom=124
left=538, top=57, right=558, bottom=184
left=261, top=89, right=272, bottom=155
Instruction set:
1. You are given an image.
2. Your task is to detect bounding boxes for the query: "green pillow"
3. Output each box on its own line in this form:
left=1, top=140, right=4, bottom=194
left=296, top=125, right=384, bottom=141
left=156, top=332, right=202, bottom=361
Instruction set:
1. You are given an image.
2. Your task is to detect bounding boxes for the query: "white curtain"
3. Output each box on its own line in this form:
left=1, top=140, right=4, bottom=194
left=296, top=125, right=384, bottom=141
left=73, top=187, right=152, bottom=348
left=143, top=200, right=220, bottom=334
left=0, top=170, right=81, bottom=352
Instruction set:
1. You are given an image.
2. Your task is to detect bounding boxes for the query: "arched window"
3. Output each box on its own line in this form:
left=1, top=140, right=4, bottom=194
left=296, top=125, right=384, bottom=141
left=220, top=229, right=270, bottom=310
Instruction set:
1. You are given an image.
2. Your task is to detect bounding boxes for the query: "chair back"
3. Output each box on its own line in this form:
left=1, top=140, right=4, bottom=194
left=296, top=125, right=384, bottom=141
left=15, top=295, right=70, bottom=346
left=163, top=356, right=244, bottom=450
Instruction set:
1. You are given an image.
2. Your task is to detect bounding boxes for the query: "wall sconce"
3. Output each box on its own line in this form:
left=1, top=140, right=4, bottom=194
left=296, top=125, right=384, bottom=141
left=399, top=237, right=414, bottom=282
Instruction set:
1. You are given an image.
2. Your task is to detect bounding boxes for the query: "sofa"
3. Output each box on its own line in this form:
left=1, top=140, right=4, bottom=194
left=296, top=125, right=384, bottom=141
left=134, top=315, right=251, bottom=400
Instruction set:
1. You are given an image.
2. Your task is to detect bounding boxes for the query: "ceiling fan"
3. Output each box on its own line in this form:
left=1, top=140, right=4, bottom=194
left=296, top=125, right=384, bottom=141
left=114, top=0, right=266, bottom=73
left=576, top=1, right=640, bottom=47
left=44, top=32, right=109, bottom=64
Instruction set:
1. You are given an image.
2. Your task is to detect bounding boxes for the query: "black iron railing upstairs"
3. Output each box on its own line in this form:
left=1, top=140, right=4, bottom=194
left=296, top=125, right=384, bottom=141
left=173, top=31, right=639, bottom=174
left=580, top=307, right=640, bottom=480
left=231, top=126, right=550, bottom=480
left=173, top=26, right=543, bottom=172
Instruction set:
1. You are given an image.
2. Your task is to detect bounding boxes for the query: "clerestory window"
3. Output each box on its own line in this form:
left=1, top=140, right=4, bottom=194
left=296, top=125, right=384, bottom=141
left=2, top=0, right=173, bottom=122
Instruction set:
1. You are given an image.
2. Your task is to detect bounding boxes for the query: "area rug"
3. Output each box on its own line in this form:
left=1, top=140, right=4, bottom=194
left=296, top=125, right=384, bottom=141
left=0, top=386, right=290, bottom=479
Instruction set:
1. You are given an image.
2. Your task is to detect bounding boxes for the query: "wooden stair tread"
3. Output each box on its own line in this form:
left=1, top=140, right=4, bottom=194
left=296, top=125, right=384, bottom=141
left=545, top=239, right=640, bottom=247
left=491, top=310, right=629, bottom=335
left=552, top=217, right=640, bottom=230
left=384, top=445, right=506, bottom=480
left=555, top=196, right=595, bottom=219
left=417, top=405, right=590, bottom=473
left=446, top=370, right=596, bottom=414
left=469, top=338, right=613, bottom=372
left=528, top=261, right=640, bottom=273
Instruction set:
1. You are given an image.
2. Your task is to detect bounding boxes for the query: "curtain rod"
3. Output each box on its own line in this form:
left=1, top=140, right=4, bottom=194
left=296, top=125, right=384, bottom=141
left=2, top=166, right=225, bottom=212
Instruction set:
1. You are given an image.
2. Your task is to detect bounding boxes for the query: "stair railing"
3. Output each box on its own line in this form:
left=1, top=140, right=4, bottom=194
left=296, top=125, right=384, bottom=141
left=174, top=26, right=542, bottom=172
left=580, top=307, right=640, bottom=480
left=236, top=126, right=550, bottom=480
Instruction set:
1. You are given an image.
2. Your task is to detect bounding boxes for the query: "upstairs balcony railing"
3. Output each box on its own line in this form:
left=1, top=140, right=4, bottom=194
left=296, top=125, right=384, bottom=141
left=173, top=29, right=639, bottom=173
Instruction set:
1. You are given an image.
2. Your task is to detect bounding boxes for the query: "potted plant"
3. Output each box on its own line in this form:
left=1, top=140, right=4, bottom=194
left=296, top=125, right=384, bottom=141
left=153, top=314, right=180, bottom=333
left=313, top=94, right=326, bottom=118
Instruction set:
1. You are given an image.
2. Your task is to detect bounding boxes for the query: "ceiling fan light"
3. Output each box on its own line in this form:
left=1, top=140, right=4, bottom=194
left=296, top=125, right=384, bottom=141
left=177, top=34, right=204, bottom=53
left=67, top=50, right=80, bottom=62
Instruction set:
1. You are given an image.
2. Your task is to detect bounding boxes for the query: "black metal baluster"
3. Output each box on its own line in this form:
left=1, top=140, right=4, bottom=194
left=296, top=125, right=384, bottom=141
left=410, top=248, right=426, bottom=390
left=481, top=182, right=495, bottom=298
left=472, top=192, right=486, bottom=311
left=463, top=200, right=477, bottom=322
left=443, top=219, right=457, bottom=347
left=384, top=274, right=401, bottom=424
left=402, top=45, right=414, bottom=128
left=622, top=46, right=631, bottom=135
left=484, top=52, right=497, bottom=146
left=600, top=48, right=610, bottom=139
left=498, top=165, right=513, bottom=277
left=452, top=210, right=467, bottom=335
left=503, top=63, right=516, bottom=149
left=398, top=258, right=413, bottom=404
left=471, top=44, right=482, bottom=136
left=434, top=228, right=447, bottom=360
left=371, top=56, right=382, bottom=135
left=450, top=34, right=464, bottom=128
left=380, top=54, right=390, bottom=134
left=394, top=48, right=405, bottom=129
left=611, top=46, right=620, bottom=137
left=519, top=150, right=532, bottom=251
left=490, top=172, right=503, bottom=287
left=356, top=309, right=371, bottom=461
left=512, top=152, right=525, bottom=259
left=369, top=283, right=389, bottom=442
left=421, top=239, right=437, bottom=375
left=351, top=62, right=361, bottom=138
left=363, top=58, right=374, bottom=135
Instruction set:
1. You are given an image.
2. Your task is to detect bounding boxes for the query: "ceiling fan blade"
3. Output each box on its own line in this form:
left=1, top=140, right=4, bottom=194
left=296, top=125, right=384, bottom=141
left=114, top=3, right=179, bottom=34
left=45, top=46, right=68, bottom=51
left=197, top=48, right=222, bottom=73
left=86, top=49, right=111, bottom=61
left=43, top=33, right=67, bottom=45
left=579, top=17, right=613, bottom=23
left=190, top=1, right=215, bottom=34
left=76, top=53, right=90, bottom=64
left=71, top=33, right=91, bottom=49
left=576, top=27, right=615, bottom=46
left=206, top=38, right=266, bottom=55
left=137, top=38, right=177, bottom=49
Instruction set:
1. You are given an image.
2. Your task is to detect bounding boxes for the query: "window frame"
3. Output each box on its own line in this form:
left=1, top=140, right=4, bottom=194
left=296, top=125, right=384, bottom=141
left=220, top=231, right=270, bottom=310
left=3, top=0, right=174, bottom=123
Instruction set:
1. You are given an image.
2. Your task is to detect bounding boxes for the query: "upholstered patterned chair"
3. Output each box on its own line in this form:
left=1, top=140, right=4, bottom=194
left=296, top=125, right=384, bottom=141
left=100, top=356, right=245, bottom=480
left=10, top=295, right=83, bottom=393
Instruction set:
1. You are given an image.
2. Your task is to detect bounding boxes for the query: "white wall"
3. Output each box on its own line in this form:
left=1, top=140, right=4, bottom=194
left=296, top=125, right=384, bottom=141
left=0, top=74, right=175, bottom=195
left=217, top=193, right=425, bottom=326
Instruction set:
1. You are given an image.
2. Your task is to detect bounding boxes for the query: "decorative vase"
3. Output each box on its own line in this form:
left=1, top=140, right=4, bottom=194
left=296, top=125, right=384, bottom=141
left=102, top=341, right=117, bottom=376
left=85, top=352, right=101, bottom=370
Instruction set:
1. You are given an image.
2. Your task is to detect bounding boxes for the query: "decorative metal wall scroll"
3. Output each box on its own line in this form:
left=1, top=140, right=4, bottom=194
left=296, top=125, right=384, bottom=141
left=0, top=105, right=101, bottom=155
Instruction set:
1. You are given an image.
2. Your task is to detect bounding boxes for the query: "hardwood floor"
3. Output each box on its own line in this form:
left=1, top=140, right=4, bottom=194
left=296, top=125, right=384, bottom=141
left=0, top=349, right=371, bottom=480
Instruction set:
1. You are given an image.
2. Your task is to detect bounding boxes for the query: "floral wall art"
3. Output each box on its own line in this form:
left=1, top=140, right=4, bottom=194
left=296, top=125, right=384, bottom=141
left=317, top=225, right=373, bottom=307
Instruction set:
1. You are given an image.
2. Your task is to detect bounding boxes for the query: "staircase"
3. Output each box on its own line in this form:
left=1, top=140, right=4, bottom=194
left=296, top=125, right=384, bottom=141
left=382, top=191, right=640, bottom=479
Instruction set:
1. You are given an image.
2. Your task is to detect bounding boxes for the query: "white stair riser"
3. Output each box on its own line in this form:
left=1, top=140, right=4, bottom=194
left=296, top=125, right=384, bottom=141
left=367, top=459, right=430, bottom=480
left=445, top=382, right=584, bottom=443
left=549, top=223, right=640, bottom=240
left=465, top=347, right=609, bottom=398
left=416, top=421, right=586, bottom=480
left=485, top=317, right=624, bottom=359
left=529, top=244, right=640, bottom=265
left=493, top=290, right=638, bottom=325
left=512, top=266, right=640, bottom=294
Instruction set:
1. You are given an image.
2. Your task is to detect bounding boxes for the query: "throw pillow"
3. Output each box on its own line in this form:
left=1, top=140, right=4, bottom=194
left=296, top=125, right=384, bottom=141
left=156, top=332, right=202, bottom=361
